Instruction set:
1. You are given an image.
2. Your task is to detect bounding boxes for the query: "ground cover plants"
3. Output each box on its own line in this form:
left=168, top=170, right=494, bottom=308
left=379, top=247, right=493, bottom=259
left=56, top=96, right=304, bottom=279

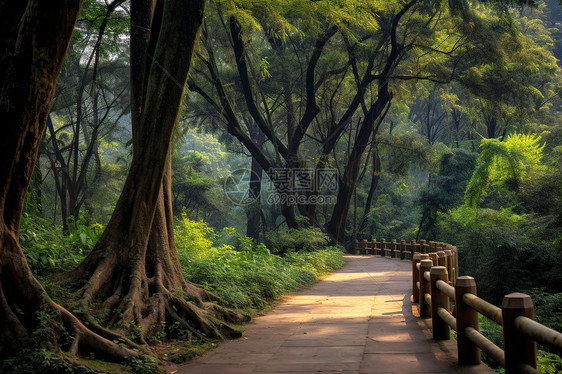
left=4, top=215, right=345, bottom=373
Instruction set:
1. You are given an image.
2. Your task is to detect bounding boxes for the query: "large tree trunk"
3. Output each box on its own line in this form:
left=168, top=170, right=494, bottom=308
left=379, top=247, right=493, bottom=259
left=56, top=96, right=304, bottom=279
left=0, top=0, right=141, bottom=361
left=66, top=0, right=245, bottom=344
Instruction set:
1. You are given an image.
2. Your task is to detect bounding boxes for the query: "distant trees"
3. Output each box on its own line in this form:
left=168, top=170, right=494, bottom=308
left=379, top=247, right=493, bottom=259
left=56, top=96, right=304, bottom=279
left=42, top=0, right=129, bottom=232
left=189, top=0, right=533, bottom=242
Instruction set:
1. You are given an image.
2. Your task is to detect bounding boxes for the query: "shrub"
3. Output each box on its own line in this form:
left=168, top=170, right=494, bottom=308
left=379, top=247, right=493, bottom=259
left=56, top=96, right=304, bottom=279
left=264, top=227, right=330, bottom=254
left=175, top=212, right=218, bottom=261
left=19, top=213, right=101, bottom=275
left=175, top=221, right=345, bottom=314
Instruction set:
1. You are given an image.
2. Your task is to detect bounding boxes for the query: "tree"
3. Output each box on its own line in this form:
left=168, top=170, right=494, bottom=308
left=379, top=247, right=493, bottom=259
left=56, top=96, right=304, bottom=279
left=42, top=0, right=129, bottom=233
left=0, top=0, right=139, bottom=360
left=65, top=0, right=245, bottom=345
left=458, top=6, right=561, bottom=140
left=417, top=148, right=477, bottom=239
left=409, top=83, right=450, bottom=144
left=190, top=0, right=525, bottom=243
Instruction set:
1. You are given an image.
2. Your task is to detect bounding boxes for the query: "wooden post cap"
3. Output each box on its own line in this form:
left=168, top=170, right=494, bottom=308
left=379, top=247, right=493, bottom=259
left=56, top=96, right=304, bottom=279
left=430, top=266, right=447, bottom=275
left=456, top=276, right=476, bottom=289
left=421, top=259, right=433, bottom=267
left=501, top=293, right=534, bottom=310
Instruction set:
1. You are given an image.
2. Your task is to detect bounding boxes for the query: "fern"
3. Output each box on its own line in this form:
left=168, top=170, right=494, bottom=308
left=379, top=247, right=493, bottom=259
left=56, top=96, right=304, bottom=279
left=464, top=133, right=545, bottom=207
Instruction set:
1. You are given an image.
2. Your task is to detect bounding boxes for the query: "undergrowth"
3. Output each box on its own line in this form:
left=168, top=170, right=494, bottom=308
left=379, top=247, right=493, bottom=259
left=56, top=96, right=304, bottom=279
left=477, top=315, right=562, bottom=373
left=14, top=212, right=345, bottom=372
left=19, top=213, right=102, bottom=276
left=176, top=215, right=345, bottom=315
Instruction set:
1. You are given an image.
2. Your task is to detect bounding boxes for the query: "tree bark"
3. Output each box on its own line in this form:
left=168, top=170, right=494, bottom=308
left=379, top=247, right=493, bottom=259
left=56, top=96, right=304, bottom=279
left=358, top=142, right=381, bottom=234
left=0, top=0, right=142, bottom=361
left=66, top=0, right=245, bottom=344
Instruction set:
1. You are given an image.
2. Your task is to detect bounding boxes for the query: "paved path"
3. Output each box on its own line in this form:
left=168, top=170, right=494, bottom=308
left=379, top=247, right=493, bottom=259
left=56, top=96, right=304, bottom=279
left=175, top=255, right=492, bottom=374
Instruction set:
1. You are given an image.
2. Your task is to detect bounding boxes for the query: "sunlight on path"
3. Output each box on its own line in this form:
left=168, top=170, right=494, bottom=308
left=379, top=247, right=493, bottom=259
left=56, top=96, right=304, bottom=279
left=174, top=256, right=492, bottom=374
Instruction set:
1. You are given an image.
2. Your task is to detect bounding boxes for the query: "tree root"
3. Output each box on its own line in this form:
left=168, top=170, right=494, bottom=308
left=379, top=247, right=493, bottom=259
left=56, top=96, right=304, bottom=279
left=0, top=278, right=142, bottom=363
left=67, top=255, right=248, bottom=348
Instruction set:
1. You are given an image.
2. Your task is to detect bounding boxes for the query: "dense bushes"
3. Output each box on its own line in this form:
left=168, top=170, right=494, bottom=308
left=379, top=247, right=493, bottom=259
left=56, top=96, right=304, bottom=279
left=437, top=206, right=562, bottom=302
left=175, top=217, right=345, bottom=314
left=19, top=213, right=102, bottom=275
left=20, top=211, right=345, bottom=318
left=264, top=227, right=331, bottom=254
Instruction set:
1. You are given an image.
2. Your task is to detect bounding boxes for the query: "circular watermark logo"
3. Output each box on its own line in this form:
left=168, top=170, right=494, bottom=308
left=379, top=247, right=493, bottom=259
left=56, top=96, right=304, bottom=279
left=223, top=168, right=261, bottom=206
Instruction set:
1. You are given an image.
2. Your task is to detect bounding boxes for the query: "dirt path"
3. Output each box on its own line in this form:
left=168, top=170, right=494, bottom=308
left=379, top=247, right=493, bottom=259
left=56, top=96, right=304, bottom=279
left=174, top=255, right=492, bottom=373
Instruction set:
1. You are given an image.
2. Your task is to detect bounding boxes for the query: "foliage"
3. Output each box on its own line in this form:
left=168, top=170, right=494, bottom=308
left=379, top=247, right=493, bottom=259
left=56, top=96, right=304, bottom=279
left=525, top=290, right=562, bottom=333
left=121, top=356, right=159, bottom=374
left=1, top=308, right=96, bottom=374
left=479, top=315, right=562, bottom=374
left=437, top=205, right=562, bottom=303
left=171, top=130, right=238, bottom=225
left=464, top=133, right=545, bottom=207
left=284, top=246, right=346, bottom=278
left=417, top=148, right=477, bottom=239
left=175, top=219, right=344, bottom=314
left=19, top=213, right=101, bottom=275
left=1, top=348, right=96, bottom=374
left=183, top=246, right=344, bottom=314
left=264, top=227, right=331, bottom=255
left=175, top=212, right=219, bottom=261
left=535, top=350, right=562, bottom=374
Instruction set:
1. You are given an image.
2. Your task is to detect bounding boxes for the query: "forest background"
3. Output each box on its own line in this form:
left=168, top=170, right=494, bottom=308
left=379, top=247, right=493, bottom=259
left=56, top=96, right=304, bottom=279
left=2, top=0, right=562, bottom=372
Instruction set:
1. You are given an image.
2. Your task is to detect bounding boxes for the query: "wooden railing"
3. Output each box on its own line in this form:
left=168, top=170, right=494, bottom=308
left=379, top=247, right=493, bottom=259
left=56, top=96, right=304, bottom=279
left=352, top=239, right=562, bottom=374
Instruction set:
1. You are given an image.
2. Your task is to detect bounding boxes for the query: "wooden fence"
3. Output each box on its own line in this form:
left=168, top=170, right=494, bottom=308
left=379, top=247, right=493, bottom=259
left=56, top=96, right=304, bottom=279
left=352, top=239, right=562, bottom=374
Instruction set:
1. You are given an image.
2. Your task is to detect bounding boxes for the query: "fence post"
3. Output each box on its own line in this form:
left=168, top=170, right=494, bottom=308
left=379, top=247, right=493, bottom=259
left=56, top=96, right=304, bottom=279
left=412, top=253, right=421, bottom=303
left=452, top=246, right=459, bottom=286
left=380, top=238, right=386, bottom=257
left=501, top=293, right=536, bottom=373
left=444, top=250, right=453, bottom=283
left=400, top=240, right=406, bottom=259
left=360, top=239, right=366, bottom=254
left=430, top=266, right=450, bottom=340
left=429, top=252, right=438, bottom=266
left=437, top=251, right=446, bottom=268
left=419, top=259, right=433, bottom=318
left=390, top=239, right=397, bottom=258
left=455, top=276, right=480, bottom=365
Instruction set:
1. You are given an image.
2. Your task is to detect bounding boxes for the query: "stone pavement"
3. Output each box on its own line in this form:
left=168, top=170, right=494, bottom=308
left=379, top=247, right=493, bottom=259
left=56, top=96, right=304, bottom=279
left=174, top=255, right=492, bottom=374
